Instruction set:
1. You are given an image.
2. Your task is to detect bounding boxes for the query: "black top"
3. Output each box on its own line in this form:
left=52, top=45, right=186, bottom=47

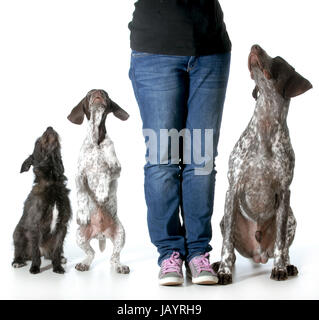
left=128, top=0, right=231, bottom=56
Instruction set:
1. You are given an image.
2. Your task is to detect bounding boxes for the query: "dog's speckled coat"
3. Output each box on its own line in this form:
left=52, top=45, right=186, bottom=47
left=68, top=89, right=130, bottom=273
left=213, top=45, right=312, bottom=284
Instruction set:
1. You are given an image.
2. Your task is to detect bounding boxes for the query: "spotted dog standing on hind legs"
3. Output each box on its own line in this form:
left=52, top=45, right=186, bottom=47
left=68, top=89, right=130, bottom=273
left=212, top=45, right=313, bottom=284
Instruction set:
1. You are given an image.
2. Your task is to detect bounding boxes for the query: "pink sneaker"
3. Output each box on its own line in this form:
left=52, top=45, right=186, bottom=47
left=158, top=252, right=184, bottom=286
left=187, top=253, right=218, bottom=285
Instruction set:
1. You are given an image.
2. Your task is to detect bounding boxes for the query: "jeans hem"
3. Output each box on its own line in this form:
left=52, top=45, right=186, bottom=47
left=186, top=248, right=213, bottom=264
left=158, top=251, right=186, bottom=266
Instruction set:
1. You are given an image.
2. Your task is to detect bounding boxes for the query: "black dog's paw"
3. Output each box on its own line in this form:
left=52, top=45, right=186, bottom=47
left=211, top=261, right=221, bottom=274
left=287, top=265, right=298, bottom=277
left=270, top=267, right=288, bottom=281
left=75, top=263, right=90, bottom=272
left=12, top=260, right=27, bottom=268
left=29, top=265, right=41, bottom=274
left=218, top=272, right=232, bottom=285
left=53, top=265, right=65, bottom=274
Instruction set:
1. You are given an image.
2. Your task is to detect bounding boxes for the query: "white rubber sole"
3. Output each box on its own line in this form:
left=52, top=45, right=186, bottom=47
left=191, top=275, right=219, bottom=285
left=186, top=269, right=219, bottom=285
left=159, top=276, right=184, bottom=286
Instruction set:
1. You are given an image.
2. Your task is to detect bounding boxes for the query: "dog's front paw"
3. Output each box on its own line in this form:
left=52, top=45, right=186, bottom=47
left=218, top=272, right=232, bottom=285
left=110, top=165, right=121, bottom=177
left=116, top=265, right=130, bottom=274
left=53, top=265, right=65, bottom=274
left=75, top=263, right=90, bottom=272
left=287, top=265, right=298, bottom=277
left=271, top=267, right=288, bottom=281
left=29, top=265, right=41, bottom=274
left=76, top=211, right=90, bottom=226
left=108, top=159, right=121, bottom=171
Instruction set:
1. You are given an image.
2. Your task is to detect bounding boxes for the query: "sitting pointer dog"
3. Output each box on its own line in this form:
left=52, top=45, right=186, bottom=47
left=213, top=45, right=312, bottom=284
left=67, top=89, right=130, bottom=273
left=12, top=127, right=72, bottom=274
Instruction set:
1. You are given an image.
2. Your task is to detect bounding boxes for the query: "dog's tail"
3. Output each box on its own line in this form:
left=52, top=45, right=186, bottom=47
left=99, top=239, right=106, bottom=252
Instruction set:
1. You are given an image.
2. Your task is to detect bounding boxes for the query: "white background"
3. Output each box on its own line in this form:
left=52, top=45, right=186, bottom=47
left=0, top=0, right=318, bottom=300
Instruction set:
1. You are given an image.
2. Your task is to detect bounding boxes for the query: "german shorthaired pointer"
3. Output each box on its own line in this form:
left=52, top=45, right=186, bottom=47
left=12, top=127, right=72, bottom=274
left=67, top=89, right=130, bottom=273
left=213, top=45, right=312, bottom=284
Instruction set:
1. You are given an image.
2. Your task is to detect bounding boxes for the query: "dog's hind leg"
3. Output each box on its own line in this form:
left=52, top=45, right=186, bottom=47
left=109, top=221, right=130, bottom=274
left=12, top=228, right=27, bottom=268
left=75, top=227, right=95, bottom=271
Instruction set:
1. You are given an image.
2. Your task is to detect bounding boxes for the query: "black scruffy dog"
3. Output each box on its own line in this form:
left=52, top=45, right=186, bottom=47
left=12, top=127, right=72, bottom=274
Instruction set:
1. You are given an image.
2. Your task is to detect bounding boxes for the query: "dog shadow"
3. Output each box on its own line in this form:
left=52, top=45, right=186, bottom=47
left=234, top=268, right=271, bottom=284
left=229, top=262, right=298, bottom=284
left=40, top=264, right=53, bottom=273
left=212, top=263, right=285, bottom=285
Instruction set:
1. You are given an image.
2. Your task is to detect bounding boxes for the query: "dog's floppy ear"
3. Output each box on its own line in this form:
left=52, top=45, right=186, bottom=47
left=252, top=85, right=259, bottom=100
left=20, top=155, right=33, bottom=173
left=67, top=96, right=91, bottom=124
left=98, top=111, right=108, bottom=145
left=283, top=71, right=313, bottom=99
left=110, top=99, right=129, bottom=121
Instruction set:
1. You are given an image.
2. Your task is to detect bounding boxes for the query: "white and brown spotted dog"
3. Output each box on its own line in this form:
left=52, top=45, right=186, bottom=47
left=67, top=89, right=130, bottom=273
left=213, top=45, right=312, bottom=284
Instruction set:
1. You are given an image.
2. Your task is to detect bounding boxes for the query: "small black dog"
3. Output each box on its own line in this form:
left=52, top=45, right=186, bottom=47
left=12, top=127, right=72, bottom=274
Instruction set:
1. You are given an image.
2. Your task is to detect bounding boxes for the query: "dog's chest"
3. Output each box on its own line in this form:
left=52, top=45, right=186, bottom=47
left=79, top=140, right=113, bottom=172
left=50, top=204, right=59, bottom=233
left=229, top=124, right=294, bottom=188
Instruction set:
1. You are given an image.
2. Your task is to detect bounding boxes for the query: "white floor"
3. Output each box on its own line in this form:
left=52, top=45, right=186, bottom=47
left=1, top=228, right=318, bottom=300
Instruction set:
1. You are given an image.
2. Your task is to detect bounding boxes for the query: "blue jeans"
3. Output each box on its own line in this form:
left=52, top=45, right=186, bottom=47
left=129, top=51, right=231, bottom=265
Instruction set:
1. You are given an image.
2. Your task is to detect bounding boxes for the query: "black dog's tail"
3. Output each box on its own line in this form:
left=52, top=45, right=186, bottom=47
left=255, top=231, right=262, bottom=243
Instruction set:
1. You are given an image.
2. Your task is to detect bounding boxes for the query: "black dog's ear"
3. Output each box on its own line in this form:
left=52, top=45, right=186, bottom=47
left=110, top=99, right=129, bottom=121
left=20, top=155, right=33, bottom=173
left=283, top=71, right=313, bottom=99
left=252, top=85, right=259, bottom=100
left=67, top=95, right=90, bottom=124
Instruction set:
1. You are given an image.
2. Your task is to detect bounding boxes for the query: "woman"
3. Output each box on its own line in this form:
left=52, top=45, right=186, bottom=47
left=129, top=0, right=231, bottom=286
